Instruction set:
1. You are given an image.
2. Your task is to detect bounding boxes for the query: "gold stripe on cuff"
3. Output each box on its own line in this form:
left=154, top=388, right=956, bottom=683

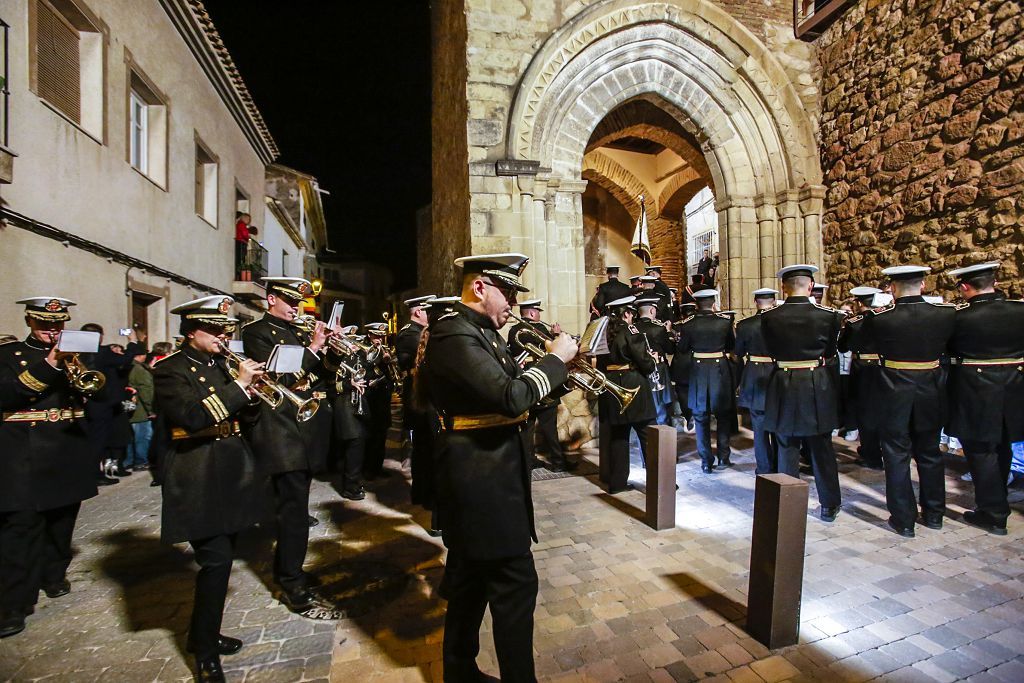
left=18, top=370, right=48, bottom=392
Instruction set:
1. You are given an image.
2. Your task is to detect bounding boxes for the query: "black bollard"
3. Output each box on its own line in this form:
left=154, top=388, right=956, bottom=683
left=598, top=417, right=610, bottom=484
left=746, top=473, right=808, bottom=648
left=645, top=425, right=677, bottom=530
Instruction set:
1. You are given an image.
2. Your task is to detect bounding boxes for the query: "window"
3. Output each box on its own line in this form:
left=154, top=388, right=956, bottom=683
left=794, top=0, right=854, bottom=40
left=195, top=137, right=218, bottom=226
left=126, top=65, right=167, bottom=187
left=31, top=0, right=104, bottom=138
left=235, top=185, right=250, bottom=215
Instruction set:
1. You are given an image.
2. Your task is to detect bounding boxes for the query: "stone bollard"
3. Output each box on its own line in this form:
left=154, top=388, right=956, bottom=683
left=746, top=473, right=809, bottom=649
left=645, top=425, right=677, bottom=530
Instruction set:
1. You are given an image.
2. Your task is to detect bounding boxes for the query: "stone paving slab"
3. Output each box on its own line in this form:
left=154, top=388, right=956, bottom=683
left=0, top=429, right=1022, bottom=682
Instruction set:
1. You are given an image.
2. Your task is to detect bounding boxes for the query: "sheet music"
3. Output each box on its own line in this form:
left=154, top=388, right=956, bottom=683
left=57, top=330, right=101, bottom=353
left=579, top=316, right=610, bottom=356
left=266, top=344, right=305, bottom=374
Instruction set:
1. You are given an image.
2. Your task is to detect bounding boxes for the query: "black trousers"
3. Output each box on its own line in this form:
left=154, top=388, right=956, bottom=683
left=776, top=434, right=841, bottom=509
left=270, top=470, right=312, bottom=593
left=0, top=503, right=80, bottom=612
left=673, top=385, right=691, bottom=421
left=608, top=421, right=651, bottom=491
left=529, top=404, right=565, bottom=467
left=441, top=551, right=538, bottom=683
left=858, top=428, right=882, bottom=466
left=363, top=416, right=389, bottom=478
left=693, top=409, right=732, bottom=466
left=961, top=436, right=1012, bottom=526
left=880, top=428, right=945, bottom=528
left=336, top=437, right=365, bottom=493
left=188, top=533, right=237, bottom=660
left=748, top=409, right=775, bottom=475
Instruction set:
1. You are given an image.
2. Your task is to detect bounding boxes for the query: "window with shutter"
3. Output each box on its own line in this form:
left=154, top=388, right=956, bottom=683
left=35, top=0, right=80, bottom=123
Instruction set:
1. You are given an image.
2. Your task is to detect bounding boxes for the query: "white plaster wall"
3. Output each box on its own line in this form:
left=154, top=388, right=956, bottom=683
left=0, top=0, right=266, bottom=336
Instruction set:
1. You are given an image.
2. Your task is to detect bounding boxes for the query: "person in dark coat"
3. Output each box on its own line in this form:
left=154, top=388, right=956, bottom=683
left=507, top=299, right=575, bottom=471
left=241, top=277, right=340, bottom=617
left=634, top=297, right=673, bottom=426
left=863, top=265, right=956, bottom=537
left=361, top=323, right=393, bottom=481
left=638, top=275, right=672, bottom=322
left=679, top=274, right=703, bottom=308
left=599, top=296, right=657, bottom=492
left=397, top=295, right=435, bottom=507
left=676, top=290, right=737, bottom=472
left=696, top=250, right=713, bottom=285
left=0, top=297, right=98, bottom=639
left=396, top=295, right=433, bottom=437
left=421, top=253, right=576, bottom=682
left=837, top=286, right=884, bottom=470
left=670, top=302, right=697, bottom=432
left=946, top=262, right=1023, bottom=535
left=735, top=288, right=778, bottom=474
left=761, top=264, right=843, bottom=522
left=328, top=325, right=369, bottom=500
left=153, top=296, right=263, bottom=681
left=590, top=266, right=632, bottom=318
left=81, top=323, right=146, bottom=482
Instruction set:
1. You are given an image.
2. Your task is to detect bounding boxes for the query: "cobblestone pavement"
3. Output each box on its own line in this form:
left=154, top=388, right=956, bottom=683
left=1, top=428, right=1022, bottom=682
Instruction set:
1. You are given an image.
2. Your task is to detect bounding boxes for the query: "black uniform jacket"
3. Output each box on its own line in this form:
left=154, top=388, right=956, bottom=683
left=864, top=296, right=955, bottom=434
left=0, top=339, right=97, bottom=512
left=422, top=303, right=568, bottom=560
left=396, top=322, right=424, bottom=372
left=735, top=312, right=773, bottom=411
left=676, top=311, right=736, bottom=414
left=761, top=296, right=843, bottom=436
left=84, top=341, right=146, bottom=450
left=153, top=349, right=262, bottom=544
left=331, top=353, right=369, bottom=441
left=365, top=353, right=394, bottom=430
left=591, top=279, right=632, bottom=317
left=241, top=315, right=335, bottom=475
left=947, top=292, right=1024, bottom=443
left=599, top=322, right=656, bottom=425
left=838, top=314, right=880, bottom=430
left=636, top=316, right=672, bottom=391
left=669, top=321, right=692, bottom=385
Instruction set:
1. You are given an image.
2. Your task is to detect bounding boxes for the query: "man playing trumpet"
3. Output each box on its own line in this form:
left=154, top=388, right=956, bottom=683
left=0, top=297, right=98, bottom=638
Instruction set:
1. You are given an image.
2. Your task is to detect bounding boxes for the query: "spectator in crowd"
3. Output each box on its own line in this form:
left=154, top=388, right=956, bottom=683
left=696, top=250, right=713, bottom=285
left=81, top=324, right=146, bottom=484
left=126, top=346, right=156, bottom=471
left=234, top=213, right=258, bottom=281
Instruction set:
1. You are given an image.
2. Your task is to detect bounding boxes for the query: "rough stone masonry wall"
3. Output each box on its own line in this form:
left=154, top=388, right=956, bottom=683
left=818, top=0, right=1024, bottom=299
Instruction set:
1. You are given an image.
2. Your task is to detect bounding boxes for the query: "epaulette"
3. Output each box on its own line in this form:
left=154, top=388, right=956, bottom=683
left=438, top=311, right=459, bottom=321
left=955, top=302, right=969, bottom=310
left=926, top=301, right=957, bottom=308
left=811, top=301, right=840, bottom=313
left=872, top=303, right=896, bottom=315
left=679, top=315, right=696, bottom=325
left=153, top=350, right=180, bottom=365
left=714, top=311, right=734, bottom=320
left=400, top=323, right=411, bottom=331
left=0, top=338, right=17, bottom=345
left=241, top=319, right=258, bottom=329
left=846, top=314, right=864, bottom=324
left=652, top=318, right=664, bottom=325
left=628, top=324, right=640, bottom=334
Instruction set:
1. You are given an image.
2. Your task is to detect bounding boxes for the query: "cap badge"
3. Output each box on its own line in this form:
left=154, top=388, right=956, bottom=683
left=297, top=282, right=311, bottom=296
left=218, top=298, right=231, bottom=314
left=45, top=299, right=63, bottom=312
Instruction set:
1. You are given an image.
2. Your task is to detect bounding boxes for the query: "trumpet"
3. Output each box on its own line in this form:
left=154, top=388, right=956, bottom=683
left=60, top=353, right=106, bottom=394
left=217, top=344, right=320, bottom=422
left=508, top=313, right=638, bottom=414
left=292, top=315, right=382, bottom=363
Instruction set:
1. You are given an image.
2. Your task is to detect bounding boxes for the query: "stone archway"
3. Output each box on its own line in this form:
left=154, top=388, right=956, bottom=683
left=503, top=0, right=824, bottom=327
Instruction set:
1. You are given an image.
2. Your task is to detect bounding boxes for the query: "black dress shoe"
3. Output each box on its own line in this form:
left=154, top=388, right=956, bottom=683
left=307, top=514, right=319, bottom=528
left=340, top=488, right=365, bottom=501
left=187, top=634, right=244, bottom=656
left=717, top=457, right=733, bottom=468
left=279, top=587, right=318, bottom=613
left=96, top=475, right=120, bottom=486
left=195, top=656, right=226, bottom=682
left=920, top=514, right=943, bottom=530
left=887, top=517, right=915, bottom=538
left=0, top=609, right=26, bottom=639
left=701, top=464, right=715, bottom=473
left=549, top=461, right=579, bottom=473
left=114, top=467, right=133, bottom=476
left=820, top=506, right=840, bottom=522
left=149, top=479, right=161, bottom=487
left=43, top=579, right=71, bottom=598
left=963, top=510, right=1008, bottom=536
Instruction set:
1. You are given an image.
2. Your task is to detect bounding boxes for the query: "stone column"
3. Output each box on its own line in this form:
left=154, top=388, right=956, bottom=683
left=549, top=177, right=589, bottom=334
left=718, top=195, right=757, bottom=313
left=755, top=196, right=778, bottom=287
left=776, top=189, right=801, bottom=268
left=799, top=185, right=826, bottom=272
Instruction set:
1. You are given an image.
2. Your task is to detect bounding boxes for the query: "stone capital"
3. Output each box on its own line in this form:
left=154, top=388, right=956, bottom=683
left=798, top=184, right=827, bottom=214
left=496, top=159, right=541, bottom=177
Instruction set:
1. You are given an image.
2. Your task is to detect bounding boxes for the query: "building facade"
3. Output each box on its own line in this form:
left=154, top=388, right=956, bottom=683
left=0, top=0, right=278, bottom=340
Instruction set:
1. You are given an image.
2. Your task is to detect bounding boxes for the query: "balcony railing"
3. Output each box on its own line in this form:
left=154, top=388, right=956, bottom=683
left=236, top=240, right=268, bottom=282
left=795, top=0, right=854, bottom=40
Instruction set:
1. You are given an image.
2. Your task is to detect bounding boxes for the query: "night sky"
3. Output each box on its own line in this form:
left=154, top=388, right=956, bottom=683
left=203, top=1, right=432, bottom=292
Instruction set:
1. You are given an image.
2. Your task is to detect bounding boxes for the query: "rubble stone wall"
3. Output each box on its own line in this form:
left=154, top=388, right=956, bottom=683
left=817, top=0, right=1024, bottom=299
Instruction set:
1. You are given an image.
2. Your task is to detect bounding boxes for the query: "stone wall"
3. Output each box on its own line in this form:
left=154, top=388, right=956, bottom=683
left=817, top=0, right=1024, bottom=299
left=428, top=0, right=471, bottom=296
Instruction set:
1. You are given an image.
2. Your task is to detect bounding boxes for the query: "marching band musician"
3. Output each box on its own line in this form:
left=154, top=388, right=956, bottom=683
left=947, top=261, right=1024, bottom=535
left=600, top=295, right=656, bottom=493
left=634, top=297, right=673, bottom=426
left=643, top=265, right=673, bottom=320
left=590, top=266, right=631, bottom=319
left=361, top=322, right=393, bottom=481
left=420, top=253, right=577, bottom=681
left=240, top=277, right=340, bottom=618
left=837, top=286, right=885, bottom=470
left=864, top=265, right=956, bottom=537
left=330, top=324, right=369, bottom=500
left=397, top=295, right=434, bottom=508
left=669, top=302, right=697, bottom=433
left=507, top=299, right=576, bottom=472
left=0, top=297, right=97, bottom=639
left=760, top=265, right=843, bottom=523
left=153, top=296, right=262, bottom=681
left=675, top=290, right=737, bottom=473
left=735, top=288, right=778, bottom=475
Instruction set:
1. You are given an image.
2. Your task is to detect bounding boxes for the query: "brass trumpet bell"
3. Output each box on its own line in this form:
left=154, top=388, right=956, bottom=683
left=63, top=354, right=106, bottom=394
